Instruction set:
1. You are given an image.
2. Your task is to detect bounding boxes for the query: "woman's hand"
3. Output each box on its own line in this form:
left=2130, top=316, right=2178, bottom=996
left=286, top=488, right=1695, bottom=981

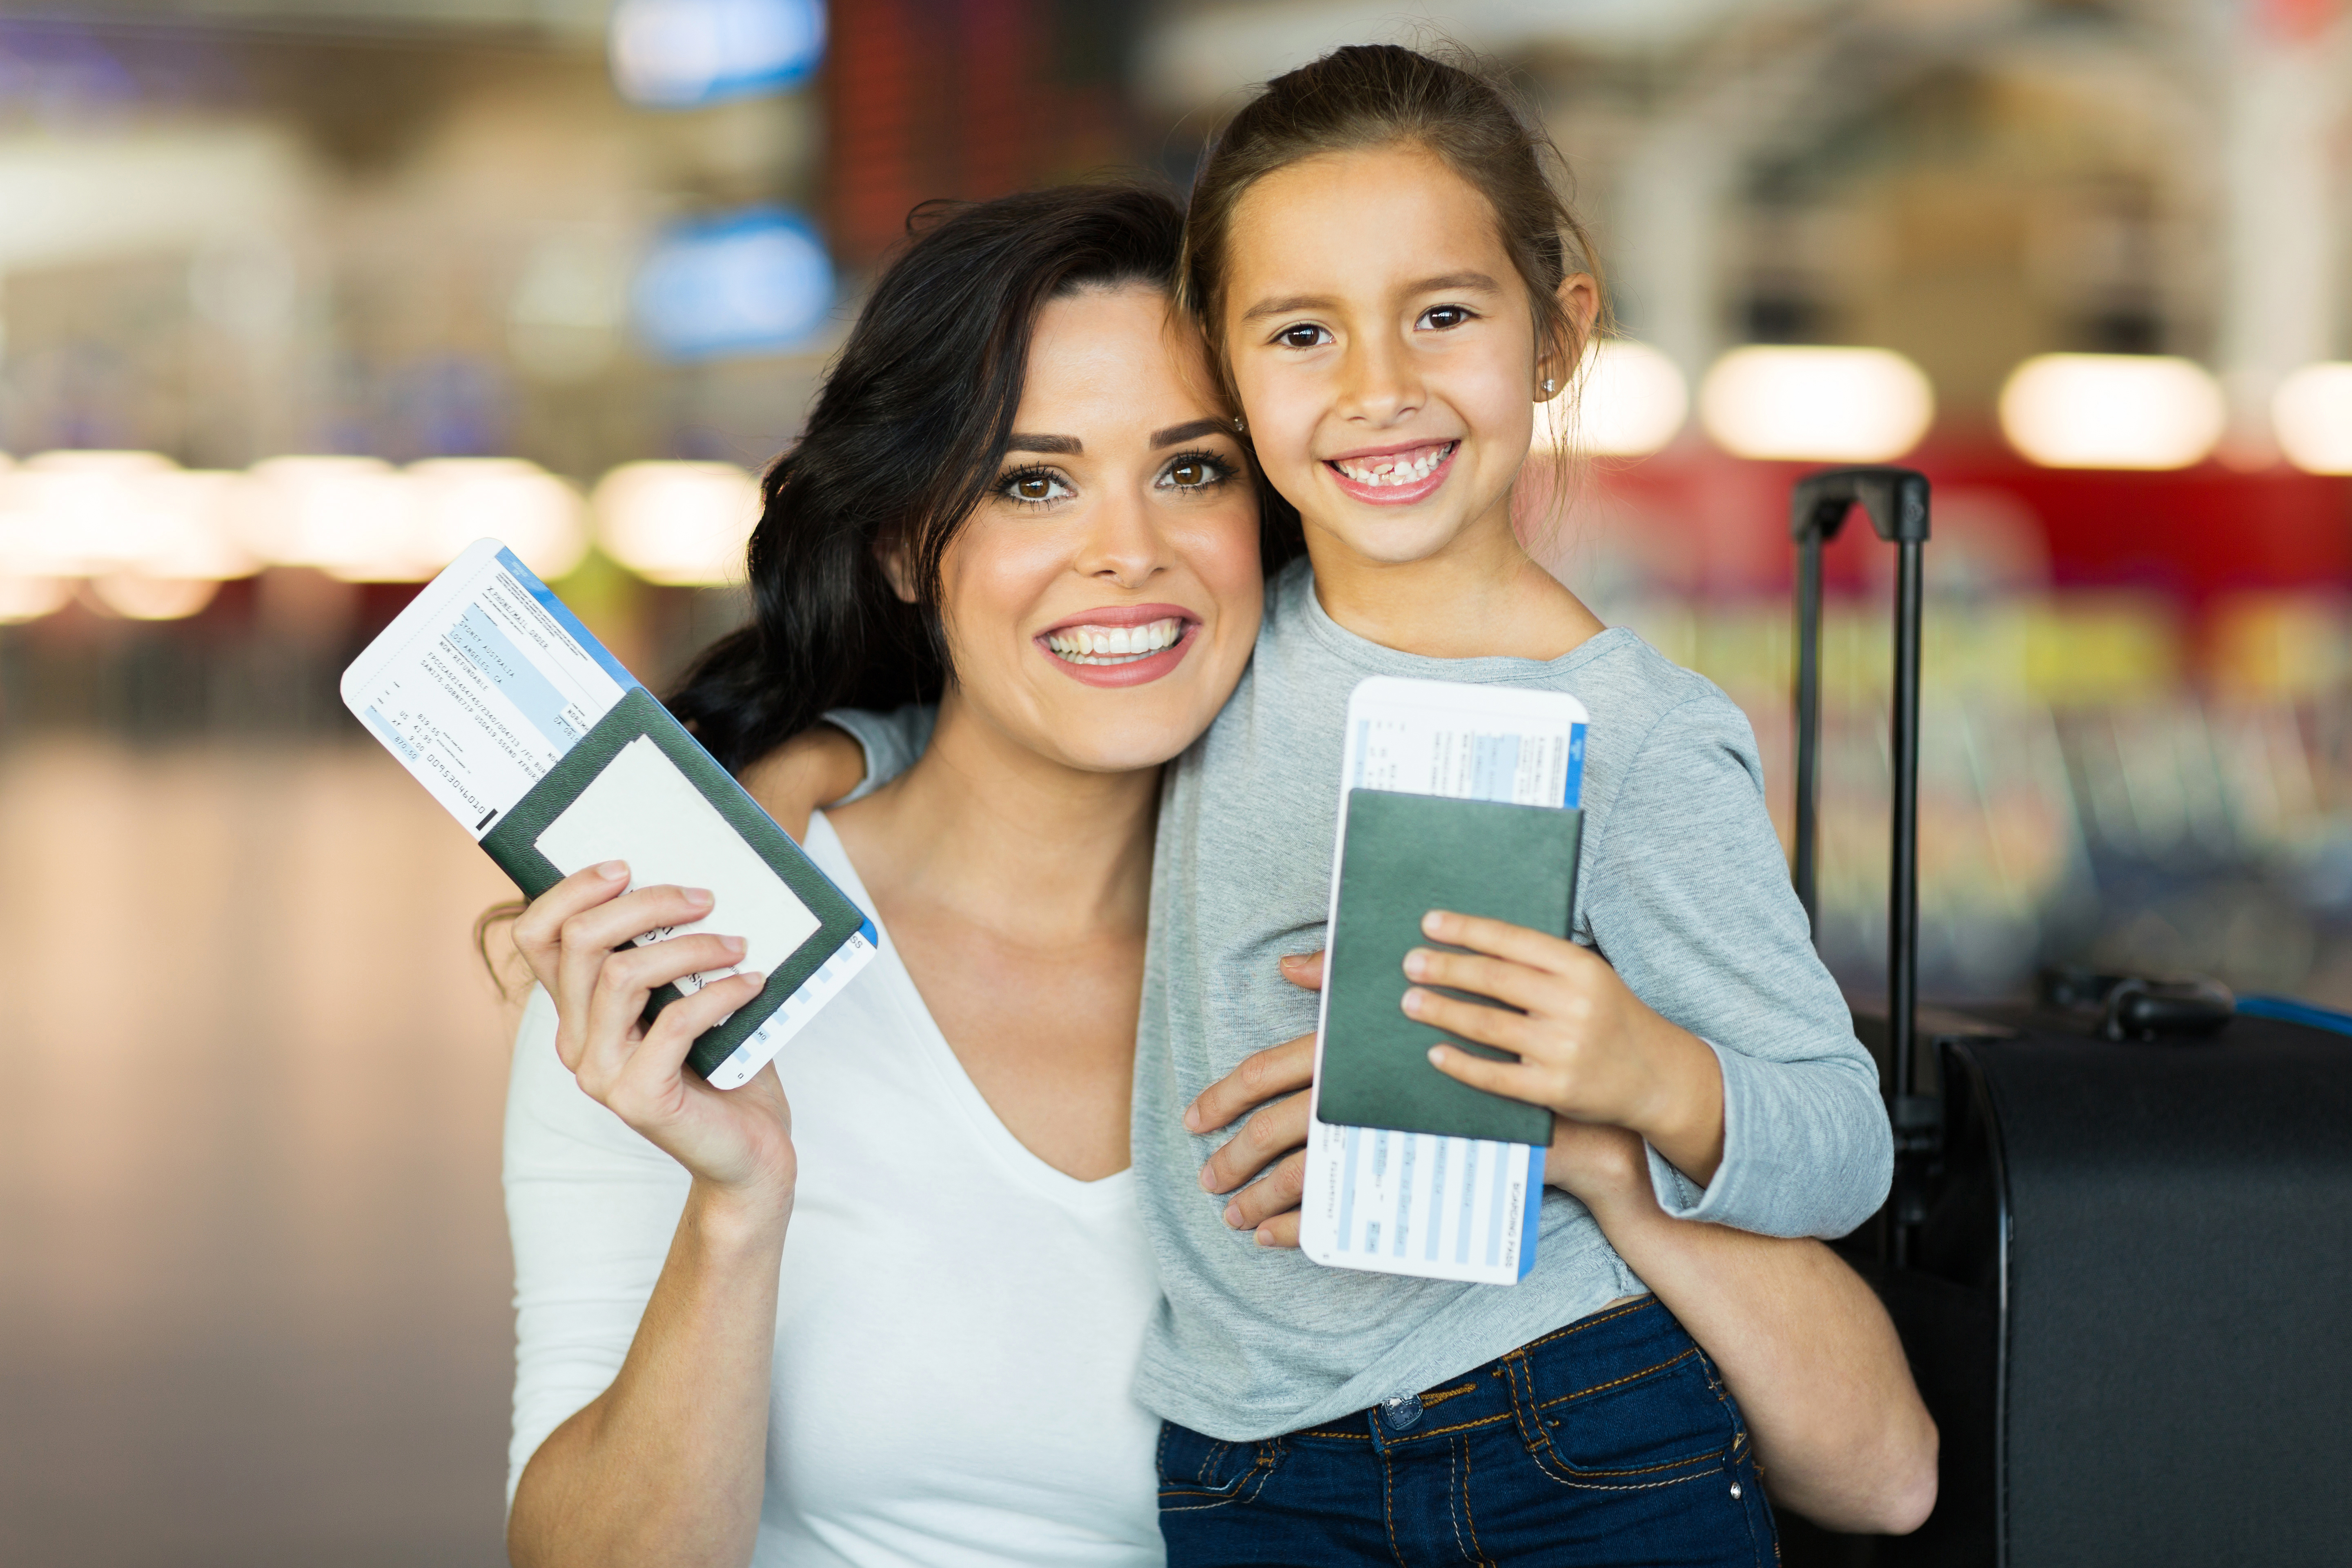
left=1406, top=910, right=1726, bottom=1187
left=512, top=861, right=795, bottom=1210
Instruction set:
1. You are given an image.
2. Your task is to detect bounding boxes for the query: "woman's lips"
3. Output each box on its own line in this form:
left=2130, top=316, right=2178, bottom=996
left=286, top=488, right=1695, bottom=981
left=1323, top=440, right=1458, bottom=506
left=1035, top=616, right=1203, bottom=688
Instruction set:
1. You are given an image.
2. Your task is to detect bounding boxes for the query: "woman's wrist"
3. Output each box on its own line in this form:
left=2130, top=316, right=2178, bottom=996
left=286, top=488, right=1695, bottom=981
left=684, top=1172, right=795, bottom=1252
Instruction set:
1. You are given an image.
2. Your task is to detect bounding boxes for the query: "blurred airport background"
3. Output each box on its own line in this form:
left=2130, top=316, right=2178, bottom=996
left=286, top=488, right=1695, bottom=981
left=1, top=1, right=2347, bottom=1562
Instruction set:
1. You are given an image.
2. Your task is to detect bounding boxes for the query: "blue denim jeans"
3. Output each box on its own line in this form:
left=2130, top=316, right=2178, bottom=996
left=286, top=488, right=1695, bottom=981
left=1156, top=1296, right=1776, bottom=1567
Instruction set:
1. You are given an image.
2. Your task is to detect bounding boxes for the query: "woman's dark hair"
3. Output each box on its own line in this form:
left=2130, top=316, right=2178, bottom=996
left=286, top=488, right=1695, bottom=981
left=669, top=182, right=1301, bottom=774
left=1178, top=43, right=1606, bottom=452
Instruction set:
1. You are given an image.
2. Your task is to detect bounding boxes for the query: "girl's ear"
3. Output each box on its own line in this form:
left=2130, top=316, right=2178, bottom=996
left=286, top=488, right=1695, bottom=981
left=875, top=538, right=921, bottom=604
left=1538, top=271, right=1604, bottom=400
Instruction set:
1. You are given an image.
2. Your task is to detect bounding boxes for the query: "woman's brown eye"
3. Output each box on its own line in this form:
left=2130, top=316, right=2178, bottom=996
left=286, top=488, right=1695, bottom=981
left=1170, top=460, right=1204, bottom=486
left=1014, top=476, right=1054, bottom=501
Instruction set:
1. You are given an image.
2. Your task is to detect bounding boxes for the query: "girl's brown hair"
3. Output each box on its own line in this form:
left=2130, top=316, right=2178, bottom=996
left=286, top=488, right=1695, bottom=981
left=1177, top=42, right=1605, bottom=423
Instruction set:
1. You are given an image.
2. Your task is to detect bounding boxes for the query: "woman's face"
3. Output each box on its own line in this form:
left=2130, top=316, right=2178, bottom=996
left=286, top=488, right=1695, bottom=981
left=928, top=283, right=1262, bottom=776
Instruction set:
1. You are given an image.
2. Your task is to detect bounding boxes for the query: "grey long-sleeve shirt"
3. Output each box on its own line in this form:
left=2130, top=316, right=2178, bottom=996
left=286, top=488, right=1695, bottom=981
left=829, top=559, right=1891, bottom=1441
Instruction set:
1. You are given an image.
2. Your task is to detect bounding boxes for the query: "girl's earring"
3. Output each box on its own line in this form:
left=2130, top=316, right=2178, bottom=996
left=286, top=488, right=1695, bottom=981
left=1541, top=378, right=1557, bottom=396
left=1234, top=415, right=1247, bottom=434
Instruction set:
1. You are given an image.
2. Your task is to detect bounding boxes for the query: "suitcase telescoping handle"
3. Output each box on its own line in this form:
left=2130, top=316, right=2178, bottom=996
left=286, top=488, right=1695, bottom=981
left=1790, top=467, right=1930, bottom=1108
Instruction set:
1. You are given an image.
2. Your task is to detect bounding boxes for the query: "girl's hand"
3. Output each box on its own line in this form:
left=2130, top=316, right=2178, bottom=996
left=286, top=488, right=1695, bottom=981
left=513, top=861, right=796, bottom=1211
left=1181, top=950, right=1329, bottom=1248
left=738, top=724, right=867, bottom=842
left=1406, top=910, right=1726, bottom=1187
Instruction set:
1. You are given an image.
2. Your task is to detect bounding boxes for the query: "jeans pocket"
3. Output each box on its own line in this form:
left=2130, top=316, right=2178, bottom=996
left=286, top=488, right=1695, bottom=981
left=1155, top=1420, right=1283, bottom=1511
left=1527, top=1349, right=1741, bottom=1490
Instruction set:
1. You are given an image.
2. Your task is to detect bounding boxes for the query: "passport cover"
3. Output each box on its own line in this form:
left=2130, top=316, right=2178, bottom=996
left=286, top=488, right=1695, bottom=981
left=1317, top=790, right=1583, bottom=1145
left=482, top=686, right=869, bottom=1080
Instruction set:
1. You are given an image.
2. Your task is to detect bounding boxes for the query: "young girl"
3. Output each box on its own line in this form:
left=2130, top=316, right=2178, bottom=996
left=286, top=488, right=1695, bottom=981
left=841, top=44, right=1892, bottom=1565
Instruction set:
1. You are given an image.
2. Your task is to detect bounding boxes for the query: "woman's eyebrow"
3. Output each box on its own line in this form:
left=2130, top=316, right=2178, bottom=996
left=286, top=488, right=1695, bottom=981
left=1005, top=433, right=1081, bottom=454
left=1151, top=419, right=1230, bottom=448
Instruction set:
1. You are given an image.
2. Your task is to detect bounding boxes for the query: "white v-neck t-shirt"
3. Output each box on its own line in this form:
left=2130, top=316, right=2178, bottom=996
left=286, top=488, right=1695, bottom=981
left=503, top=813, right=1164, bottom=1568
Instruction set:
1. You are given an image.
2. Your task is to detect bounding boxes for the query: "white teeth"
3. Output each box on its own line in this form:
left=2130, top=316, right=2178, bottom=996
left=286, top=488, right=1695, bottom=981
left=1334, top=443, right=1452, bottom=486
left=1045, top=617, right=1185, bottom=665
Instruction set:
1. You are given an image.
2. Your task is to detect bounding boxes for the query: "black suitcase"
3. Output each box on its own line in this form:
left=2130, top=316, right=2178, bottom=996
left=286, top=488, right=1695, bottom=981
left=1773, top=469, right=2352, bottom=1568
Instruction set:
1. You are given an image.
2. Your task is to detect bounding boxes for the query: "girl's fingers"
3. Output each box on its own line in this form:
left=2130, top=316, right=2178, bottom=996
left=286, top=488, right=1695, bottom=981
left=1277, top=950, right=1327, bottom=992
left=1252, top=1211, right=1302, bottom=1250
left=1198, top=1086, right=1310, bottom=1196
left=1401, top=946, right=1555, bottom=1015
left=1183, top=1033, right=1314, bottom=1136
left=1401, top=986, right=1541, bottom=1056
left=1419, top=910, right=1586, bottom=975
left=1427, top=1041, right=1549, bottom=1106
left=1222, top=1150, right=1306, bottom=1232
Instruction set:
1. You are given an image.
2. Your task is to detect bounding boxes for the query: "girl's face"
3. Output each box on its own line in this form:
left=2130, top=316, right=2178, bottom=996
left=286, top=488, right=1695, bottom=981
left=927, top=283, right=1263, bottom=775
left=1221, top=142, right=1592, bottom=569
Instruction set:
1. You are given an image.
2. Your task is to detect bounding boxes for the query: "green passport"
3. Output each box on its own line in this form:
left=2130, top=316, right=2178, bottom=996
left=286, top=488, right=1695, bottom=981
left=1316, top=789, right=1584, bottom=1145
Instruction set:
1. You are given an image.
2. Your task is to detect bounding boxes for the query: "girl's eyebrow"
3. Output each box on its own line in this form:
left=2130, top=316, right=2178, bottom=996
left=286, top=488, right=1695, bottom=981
left=1411, top=271, right=1501, bottom=294
left=1240, top=293, right=1334, bottom=323
left=1152, top=419, right=1230, bottom=447
left=1005, top=433, right=1082, bottom=454
left=1239, top=272, right=1501, bottom=325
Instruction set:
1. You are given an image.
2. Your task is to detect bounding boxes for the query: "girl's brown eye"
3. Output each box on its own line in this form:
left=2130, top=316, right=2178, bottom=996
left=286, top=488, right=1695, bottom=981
left=1169, top=459, right=1206, bottom=486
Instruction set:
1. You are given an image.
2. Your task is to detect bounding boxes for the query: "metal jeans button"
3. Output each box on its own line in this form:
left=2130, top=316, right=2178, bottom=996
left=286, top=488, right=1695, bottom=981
left=1381, top=1393, right=1424, bottom=1430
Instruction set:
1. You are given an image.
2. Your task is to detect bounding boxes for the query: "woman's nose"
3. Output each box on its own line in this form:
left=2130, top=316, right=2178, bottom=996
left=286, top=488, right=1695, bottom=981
left=1074, top=487, right=1171, bottom=586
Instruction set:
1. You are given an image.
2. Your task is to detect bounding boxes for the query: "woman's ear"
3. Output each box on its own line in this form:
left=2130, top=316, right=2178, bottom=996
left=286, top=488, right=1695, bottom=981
left=875, top=539, right=921, bottom=605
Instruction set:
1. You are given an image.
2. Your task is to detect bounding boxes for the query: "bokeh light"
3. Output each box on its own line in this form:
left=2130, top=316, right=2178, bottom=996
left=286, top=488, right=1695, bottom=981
left=1698, top=345, right=1935, bottom=462
left=1536, top=339, right=1688, bottom=458
left=592, top=459, right=763, bottom=586
left=2273, top=363, right=2352, bottom=476
left=1998, top=354, right=2225, bottom=471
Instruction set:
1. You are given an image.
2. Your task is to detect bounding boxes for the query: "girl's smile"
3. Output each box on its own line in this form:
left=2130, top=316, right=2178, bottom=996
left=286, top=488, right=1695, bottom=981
left=1321, top=437, right=1459, bottom=504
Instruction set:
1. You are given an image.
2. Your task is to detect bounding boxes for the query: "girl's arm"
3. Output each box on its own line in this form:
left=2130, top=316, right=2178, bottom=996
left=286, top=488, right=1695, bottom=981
left=506, top=867, right=797, bottom=1568
left=1188, top=954, right=1937, bottom=1536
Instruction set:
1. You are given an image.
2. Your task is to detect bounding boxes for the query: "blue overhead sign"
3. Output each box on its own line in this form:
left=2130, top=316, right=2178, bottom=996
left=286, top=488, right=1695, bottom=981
left=608, top=0, right=825, bottom=109
left=632, top=207, right=834, bottom=360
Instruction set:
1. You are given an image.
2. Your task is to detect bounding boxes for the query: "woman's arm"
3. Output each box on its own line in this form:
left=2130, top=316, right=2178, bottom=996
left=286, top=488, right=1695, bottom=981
left=1188, top=952, right=1937, bottom=1536
left=506, top=867, right=798, bottom=1568
left=1546, top=1122, right=1938, bottom=1535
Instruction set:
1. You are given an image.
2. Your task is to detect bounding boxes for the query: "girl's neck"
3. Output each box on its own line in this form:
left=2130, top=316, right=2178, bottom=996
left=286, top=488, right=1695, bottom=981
left=1303, top=498, right=1605, bottom=662
left=828, top=688, right=1160, bottom=946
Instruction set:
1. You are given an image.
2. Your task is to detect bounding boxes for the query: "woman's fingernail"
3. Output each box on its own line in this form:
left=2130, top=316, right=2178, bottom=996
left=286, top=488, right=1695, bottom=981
left=739, top=970, right=766, bottom=989
left=1428, top=1045, right=1448, bottom=1065
left=1402, top=987, right=1429, bottom=1016
left=720, top=935, right=748, bottom=958
left=596, top=860, right=628, bottom=881
left=684, top=886, right=713, bottom=909
left=1422, top=910, right=1446, bottom=936
left=1403, top=949, right=1429, bottom=980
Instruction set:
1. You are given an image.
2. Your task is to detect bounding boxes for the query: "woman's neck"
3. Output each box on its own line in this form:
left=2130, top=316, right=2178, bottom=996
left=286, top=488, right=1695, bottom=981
left=828, top=689, right=1161, bottom=946
left=1304, top=496, right=1604, bottom=662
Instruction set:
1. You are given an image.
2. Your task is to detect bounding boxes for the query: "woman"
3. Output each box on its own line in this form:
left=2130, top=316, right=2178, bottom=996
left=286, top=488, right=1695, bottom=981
left=504, top=185, right=1933, bottom=1568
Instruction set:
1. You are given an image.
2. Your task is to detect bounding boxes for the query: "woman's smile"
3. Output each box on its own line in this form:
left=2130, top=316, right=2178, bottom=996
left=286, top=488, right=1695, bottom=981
left=1035, top=603, right=1203, bottom=687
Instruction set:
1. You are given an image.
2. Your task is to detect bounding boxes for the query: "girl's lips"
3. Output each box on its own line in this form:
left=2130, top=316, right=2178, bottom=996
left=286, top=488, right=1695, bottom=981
left=1036, top=617, right=1203, bottom=688
left=1323, top=441, right=1459, bottom=506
